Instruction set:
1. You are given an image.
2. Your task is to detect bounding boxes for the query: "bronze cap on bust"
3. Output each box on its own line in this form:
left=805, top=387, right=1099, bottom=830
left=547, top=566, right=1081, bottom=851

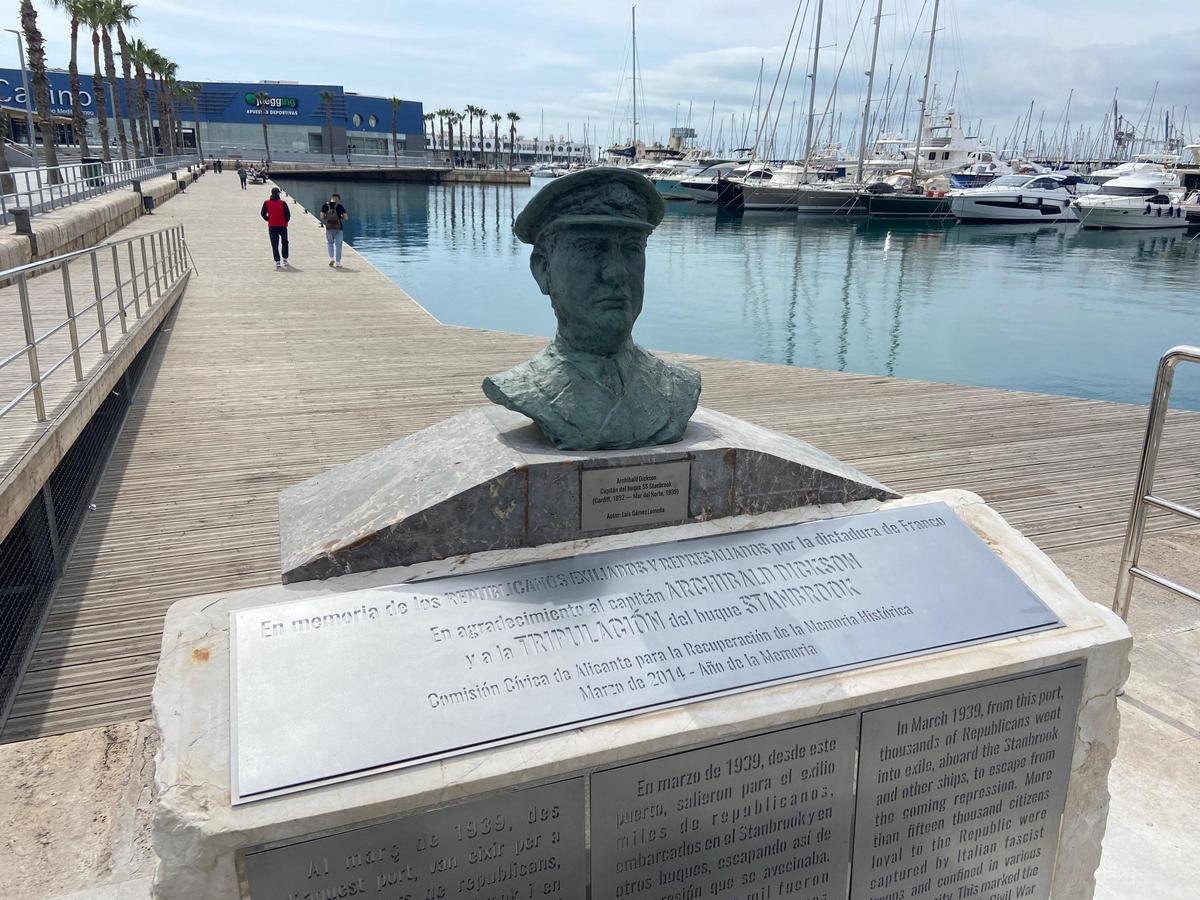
left=483, top=169, right=701, bottom=451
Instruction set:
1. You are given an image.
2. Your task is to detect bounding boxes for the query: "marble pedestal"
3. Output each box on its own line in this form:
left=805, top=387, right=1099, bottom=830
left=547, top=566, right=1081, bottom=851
left=278, top=406, right=896, bottom=583
left=151, top=490, right=1129, bottom=899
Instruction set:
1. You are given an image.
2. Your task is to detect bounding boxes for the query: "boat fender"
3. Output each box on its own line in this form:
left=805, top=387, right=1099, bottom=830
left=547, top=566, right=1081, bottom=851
left=1145, top=204, right=1151, bottom=214
left=1037, top=196, right=1043, bottom=206
left=1016, top=195, right=1022, bottom=205
left=1157, top=207, right=1162, bottom=217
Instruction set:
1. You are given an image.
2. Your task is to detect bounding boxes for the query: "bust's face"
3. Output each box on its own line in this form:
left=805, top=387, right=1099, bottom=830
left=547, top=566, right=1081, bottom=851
left=532, top=225, right=647, bottom=355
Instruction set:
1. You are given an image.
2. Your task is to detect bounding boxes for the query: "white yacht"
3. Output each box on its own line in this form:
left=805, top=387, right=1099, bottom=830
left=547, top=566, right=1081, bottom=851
left=650, top=155, right=728, bottom=200
left=948, top=173, right=1089, bottom=223
left=1073, top=172, right=1187, bottom=229
left=530, top=164, right=569, bottom=179
left=677, top=161, right=743, bottom=203
left=1083, top=160, right=1166, bottom=185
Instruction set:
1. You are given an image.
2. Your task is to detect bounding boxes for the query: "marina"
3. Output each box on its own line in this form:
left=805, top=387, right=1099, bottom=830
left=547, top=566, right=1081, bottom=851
left=2, top=0, right=1199, bottom=897
left=279, top=177, right=1200, bottom=410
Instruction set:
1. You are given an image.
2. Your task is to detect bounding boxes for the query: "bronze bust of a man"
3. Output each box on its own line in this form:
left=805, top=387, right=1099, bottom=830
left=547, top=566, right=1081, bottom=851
left=483, top=168, right=701, bottom=450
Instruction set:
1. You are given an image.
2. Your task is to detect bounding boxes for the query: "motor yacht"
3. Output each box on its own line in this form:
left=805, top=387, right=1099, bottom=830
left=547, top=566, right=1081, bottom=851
left=1082, top=160, right=1166, bottom=186
left=677, top=161, right=743, bottom=203
left=949, top=173, right=1088, bottom=223
left=1073, top=172, right=1187, bottom=229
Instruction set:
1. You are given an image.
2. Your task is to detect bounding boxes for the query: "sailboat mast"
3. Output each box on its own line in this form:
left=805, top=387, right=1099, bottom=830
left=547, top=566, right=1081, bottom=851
left=801, top=0, right=826, bottom=182
left=631, top=5, right=638, bottom=157
left=912, top=0, right=941, bottom=183
left=855, top=0, right=885, bottom=184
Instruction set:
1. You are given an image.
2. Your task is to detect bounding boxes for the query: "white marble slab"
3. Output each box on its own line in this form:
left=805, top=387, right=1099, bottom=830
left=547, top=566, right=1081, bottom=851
left=151, top=490, right=1129, bottom=900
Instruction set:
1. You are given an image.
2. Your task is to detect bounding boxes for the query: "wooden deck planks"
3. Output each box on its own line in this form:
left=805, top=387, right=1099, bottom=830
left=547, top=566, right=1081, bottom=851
left=3, top=171, right=1197, bottom=743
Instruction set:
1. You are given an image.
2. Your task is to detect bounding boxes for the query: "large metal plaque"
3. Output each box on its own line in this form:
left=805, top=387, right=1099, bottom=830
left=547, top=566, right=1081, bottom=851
left=580, top=460, right=691, bottom=532
left=231, top=502, right=1060, bottom=801
left=241, top=777, right=586, bottom=899
left=851, top=666, right=1082, bottom=900
left=591, top=716, right=857, bottom=899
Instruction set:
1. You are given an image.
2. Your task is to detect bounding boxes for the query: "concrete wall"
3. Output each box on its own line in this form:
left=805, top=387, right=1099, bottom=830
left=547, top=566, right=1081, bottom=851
left=0, top=167, right=199, bottom=275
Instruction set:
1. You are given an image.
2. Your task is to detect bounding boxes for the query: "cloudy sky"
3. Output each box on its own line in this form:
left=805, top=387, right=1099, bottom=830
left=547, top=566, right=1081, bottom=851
left=15, top=0, right=1198, bottom=152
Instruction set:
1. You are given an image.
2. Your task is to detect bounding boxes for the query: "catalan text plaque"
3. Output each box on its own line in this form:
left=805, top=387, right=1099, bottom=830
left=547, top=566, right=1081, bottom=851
left=591, top=716, right=857, bottom=899
left=241, top=778, right=586, bottom=900
left=231, top=502, right=1060, bottom=801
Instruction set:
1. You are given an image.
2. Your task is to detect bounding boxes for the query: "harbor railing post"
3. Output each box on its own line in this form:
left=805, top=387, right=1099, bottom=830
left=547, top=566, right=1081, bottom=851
left=60, top=260, right=84, bottom=381
left=17, top=273, right=47, bottom=422
left=112, top=244, right=128, bottom=334
left=90, top=252, right=109, bottom=354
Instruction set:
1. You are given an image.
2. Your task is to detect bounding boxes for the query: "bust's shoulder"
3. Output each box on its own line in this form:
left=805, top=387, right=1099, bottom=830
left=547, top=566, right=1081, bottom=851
left=628, top=344, right=701, bottom=400
left=482, top=347, right=571, bottom=409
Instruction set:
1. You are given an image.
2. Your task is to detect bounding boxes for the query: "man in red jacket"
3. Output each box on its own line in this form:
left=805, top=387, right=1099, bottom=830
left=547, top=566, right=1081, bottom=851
left=260, top=187, right=292, bottom=269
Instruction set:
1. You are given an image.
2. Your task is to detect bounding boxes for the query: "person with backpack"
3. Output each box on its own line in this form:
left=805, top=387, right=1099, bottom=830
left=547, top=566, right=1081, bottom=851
left=260, top=187, right=292, bottom=269
left=319, top=192, right=348, bottom=268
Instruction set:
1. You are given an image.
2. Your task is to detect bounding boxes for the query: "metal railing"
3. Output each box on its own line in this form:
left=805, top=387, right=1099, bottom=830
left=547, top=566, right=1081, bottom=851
left=0, top=153, right=201, bottom=225
left=211, top=145, right=444, bottom=169
left=1, top=224, right=193, bottom=425
left=1113, top=345, right=1200, bottom=620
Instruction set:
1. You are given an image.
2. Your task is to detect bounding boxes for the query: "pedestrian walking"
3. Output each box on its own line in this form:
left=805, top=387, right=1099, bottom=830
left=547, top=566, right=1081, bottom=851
left=236, top=161, right=247, bottom=189
left=320, top=192, right=348, bottom=268
left=260, top=187, right=291, bottom=269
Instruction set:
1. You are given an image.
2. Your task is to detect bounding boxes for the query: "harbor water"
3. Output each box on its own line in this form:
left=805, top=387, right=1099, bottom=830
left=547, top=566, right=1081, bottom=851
left=278, top=178, right=1200, bottom=409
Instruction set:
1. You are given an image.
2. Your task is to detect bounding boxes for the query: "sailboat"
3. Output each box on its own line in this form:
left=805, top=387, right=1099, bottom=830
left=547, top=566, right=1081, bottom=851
left=864, top=0, right=956, bottom=219
left=606, top=7, right=644, bottom=165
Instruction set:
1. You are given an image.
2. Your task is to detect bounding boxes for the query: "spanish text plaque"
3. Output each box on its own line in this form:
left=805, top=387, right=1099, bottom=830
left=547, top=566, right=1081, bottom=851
left=231, top=503, right=1060, bottom=801
left=591, top=716, right=857, bottom=899
left=580, top=460, right=691, bottom=532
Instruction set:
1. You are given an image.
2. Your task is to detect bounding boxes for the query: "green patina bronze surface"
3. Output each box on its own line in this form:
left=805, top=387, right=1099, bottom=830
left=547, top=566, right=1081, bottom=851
left=483, top=168, right=701, bottom=450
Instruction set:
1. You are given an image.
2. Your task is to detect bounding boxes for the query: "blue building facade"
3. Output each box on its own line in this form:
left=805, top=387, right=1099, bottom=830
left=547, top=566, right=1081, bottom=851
left=0, top=68, right=425, bottom=157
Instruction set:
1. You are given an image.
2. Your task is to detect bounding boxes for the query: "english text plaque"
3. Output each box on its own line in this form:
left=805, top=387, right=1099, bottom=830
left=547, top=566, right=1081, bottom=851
left=851, top=666, right=1082, bottom=900
left=591, top=716, right=857, bottom=899
left=241, top=778, right=586, bottom=899
left=580, top=460, right=691, bottom=532
left=231, top=502, right=1060, bottom=801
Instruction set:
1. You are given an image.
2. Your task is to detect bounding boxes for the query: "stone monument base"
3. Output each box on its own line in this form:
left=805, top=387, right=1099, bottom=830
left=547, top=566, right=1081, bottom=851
left=278, top=406, right=896, bottom=583
left=151, top=490, right=1128, bottom=899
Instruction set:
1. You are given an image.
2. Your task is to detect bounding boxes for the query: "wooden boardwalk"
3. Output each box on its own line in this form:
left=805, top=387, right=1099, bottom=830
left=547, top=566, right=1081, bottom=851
left=3, top=171, right=1198, bottom=743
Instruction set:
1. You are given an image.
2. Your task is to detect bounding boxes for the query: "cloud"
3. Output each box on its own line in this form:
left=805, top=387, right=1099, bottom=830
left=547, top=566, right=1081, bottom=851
left=18, top=0, right=1197, bottom=150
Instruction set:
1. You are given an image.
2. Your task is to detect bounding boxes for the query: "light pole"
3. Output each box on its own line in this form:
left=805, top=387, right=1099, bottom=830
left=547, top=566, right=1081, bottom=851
left=5, top=27, right=38, bottom=165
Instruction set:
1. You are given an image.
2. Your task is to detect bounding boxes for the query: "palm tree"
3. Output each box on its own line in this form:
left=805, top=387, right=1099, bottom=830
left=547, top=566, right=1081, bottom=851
left=463, top=105, right=476, bottom=165
left=50, top=0, right=91, bottom=153
left=84, top=1, right=113, bottom=162
left=112, top=3, right=139, bottom=158
left=19, top=0, right=60, bottom=174
left=388, top=97, right=402, bottom=166
left=457, top=114, right=465, bottom=165
left=97, top=0, right=129, bottom=161
left=128, top=38, right=153, bottom=154
left=318, top=89, right=335, bottom=163
left=475, top=106, right=487, bottom=168
left=142, top=46, right=165, bottom=154
left=254, top=91, right=271, bottom=163
left=506, top=111, right=520, bottom=169
left=437, top=108, right=453, bottom=164
left=490, top=113, right=502, bottom=169
left=158, top=56, right=179, bottom=156
left=170, top=80, right=190, bottom=153
left=423, top=112, right=434, bottom=151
